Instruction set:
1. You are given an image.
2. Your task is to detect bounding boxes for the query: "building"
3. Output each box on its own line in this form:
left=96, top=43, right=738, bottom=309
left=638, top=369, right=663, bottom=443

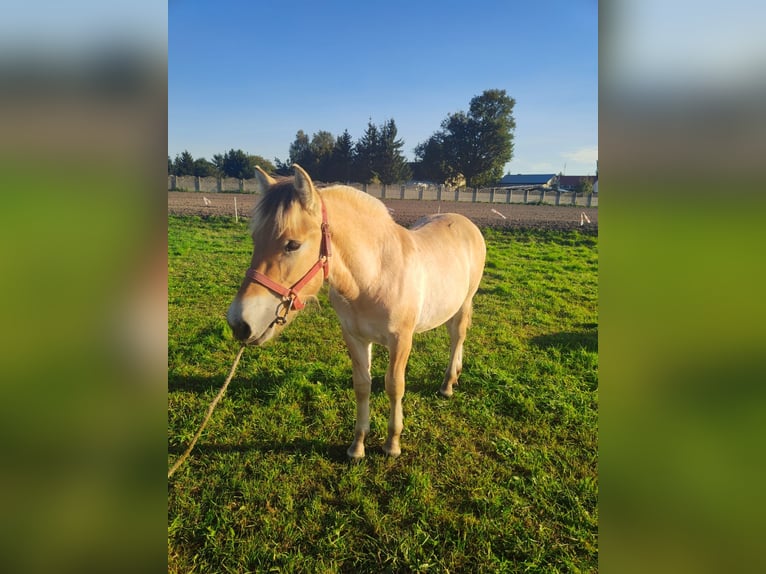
left=497, top=173, right=557, bottom=188
left=557, top=175, right=598, bottom=192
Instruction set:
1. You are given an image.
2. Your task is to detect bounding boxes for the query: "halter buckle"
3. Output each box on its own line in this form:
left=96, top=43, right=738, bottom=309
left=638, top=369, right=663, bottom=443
left=273, top=295, right=296, bottom=326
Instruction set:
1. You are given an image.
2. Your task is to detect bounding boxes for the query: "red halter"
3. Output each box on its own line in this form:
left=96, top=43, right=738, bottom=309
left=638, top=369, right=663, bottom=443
left=244, top=199, right=331, bottom=322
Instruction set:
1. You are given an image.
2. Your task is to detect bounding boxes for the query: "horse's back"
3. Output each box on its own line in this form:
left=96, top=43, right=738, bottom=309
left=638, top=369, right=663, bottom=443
left=409, top=212, right=486, bottom=271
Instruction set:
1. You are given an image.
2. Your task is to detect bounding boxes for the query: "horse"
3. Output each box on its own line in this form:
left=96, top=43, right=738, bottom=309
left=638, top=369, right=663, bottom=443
left=226, top=164, right=486, bottom=459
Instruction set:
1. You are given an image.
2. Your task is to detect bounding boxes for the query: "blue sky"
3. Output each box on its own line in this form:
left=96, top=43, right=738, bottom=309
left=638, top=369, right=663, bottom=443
left=169, top=0, right=598, bottom=176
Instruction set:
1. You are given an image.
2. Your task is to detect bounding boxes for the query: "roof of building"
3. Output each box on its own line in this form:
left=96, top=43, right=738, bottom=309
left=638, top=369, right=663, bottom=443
left=498, top=173, right=556, bottom=186
left=559, top=175, right=597, bottom=187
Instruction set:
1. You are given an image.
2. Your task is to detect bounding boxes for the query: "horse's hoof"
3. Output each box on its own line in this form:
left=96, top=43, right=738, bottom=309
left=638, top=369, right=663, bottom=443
left=382, top=443, right=401, bottom=458
left=439, top=386, right=454, bottom=398
left=346, top=446, right=365, bottom=461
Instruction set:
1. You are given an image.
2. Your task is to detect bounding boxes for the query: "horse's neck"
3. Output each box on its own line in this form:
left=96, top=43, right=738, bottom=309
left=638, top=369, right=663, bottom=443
left=323, top=188, right=400, bottom=301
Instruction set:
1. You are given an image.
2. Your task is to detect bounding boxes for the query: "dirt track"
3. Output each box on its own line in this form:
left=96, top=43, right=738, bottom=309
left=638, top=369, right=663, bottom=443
left=168, top=191, right=598, bottom=232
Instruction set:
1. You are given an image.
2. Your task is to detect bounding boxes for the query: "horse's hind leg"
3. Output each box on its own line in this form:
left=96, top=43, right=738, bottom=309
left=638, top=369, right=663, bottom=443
left=440, top=300, right=473, bottom=397
left=343, top=332, right=372, bottom=460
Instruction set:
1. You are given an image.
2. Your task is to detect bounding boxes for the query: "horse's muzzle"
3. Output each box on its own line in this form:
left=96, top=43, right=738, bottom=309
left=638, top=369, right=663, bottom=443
left=229, top=319, right=251, bottom=342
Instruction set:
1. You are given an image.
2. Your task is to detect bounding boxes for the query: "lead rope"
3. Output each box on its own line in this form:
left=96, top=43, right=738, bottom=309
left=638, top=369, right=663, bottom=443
left=168, top=345, right=246, bottom=479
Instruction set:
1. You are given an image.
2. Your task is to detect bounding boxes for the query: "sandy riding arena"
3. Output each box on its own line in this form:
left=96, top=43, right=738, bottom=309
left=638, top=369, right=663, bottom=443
left=168, top=191, right=597, bottom=232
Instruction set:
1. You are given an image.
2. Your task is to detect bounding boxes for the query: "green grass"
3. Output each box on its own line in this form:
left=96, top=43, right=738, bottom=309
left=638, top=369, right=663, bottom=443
left=168, top=215, right=598, bottom=573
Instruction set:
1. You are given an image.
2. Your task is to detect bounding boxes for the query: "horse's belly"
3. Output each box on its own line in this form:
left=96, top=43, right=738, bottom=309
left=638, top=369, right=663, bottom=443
left=414, top=293, right=466, bottom=332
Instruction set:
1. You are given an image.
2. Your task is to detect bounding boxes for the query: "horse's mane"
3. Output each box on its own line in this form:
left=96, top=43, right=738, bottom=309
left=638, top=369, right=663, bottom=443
left=250, top=180, right=394, bottom=237
left=323, top=185, right=394, bottom=223
left=249, top=177, right=305, bottom=238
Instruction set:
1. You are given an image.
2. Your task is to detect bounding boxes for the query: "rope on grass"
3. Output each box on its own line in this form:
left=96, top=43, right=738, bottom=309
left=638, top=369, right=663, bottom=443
left=168, top=345, right=245, bottom=479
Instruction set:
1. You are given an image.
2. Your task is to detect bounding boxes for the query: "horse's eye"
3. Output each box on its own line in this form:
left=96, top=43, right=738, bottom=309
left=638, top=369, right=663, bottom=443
left=285, top=240, right=301, bottom=253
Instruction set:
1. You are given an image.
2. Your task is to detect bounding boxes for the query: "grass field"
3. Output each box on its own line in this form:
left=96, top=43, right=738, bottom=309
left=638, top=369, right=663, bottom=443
left=168, top=215, right=598, bottom=573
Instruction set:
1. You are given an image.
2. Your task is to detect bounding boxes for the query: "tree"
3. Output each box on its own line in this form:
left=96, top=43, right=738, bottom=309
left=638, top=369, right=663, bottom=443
left=413, top=132, right=451, bottom=183
left=309, top=130, right=335, bottom=182
left=327, top=129, right=355, bottom=182
left=173, top=150, right=195, bottom=176
left=193, top=157, right=218, bottom=177
left=377, top=119, right=411, bottom=184
left=221, top=149, right=253, bottom=179
left=352, top=119, right=410, bottom=184
left=273, top=157, right=292, bottom=176
left=212, top=153, right=225, bottom=174
left=353, top=120, right=380, bottom=183
left=288, top=130, right=311, bottom=168
left=578, top=177, right=594, bottom=196
left=415, top=89, right=515, bottom=187
left=247, top=155, right=276, bottom=176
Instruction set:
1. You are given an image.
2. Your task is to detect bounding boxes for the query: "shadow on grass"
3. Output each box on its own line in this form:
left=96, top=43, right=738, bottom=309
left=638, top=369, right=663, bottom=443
left=168, top=437, right=356, bottom=463
left=530, top=325, right=598, bottom=353
left=168, top=373, right=285, bottom=402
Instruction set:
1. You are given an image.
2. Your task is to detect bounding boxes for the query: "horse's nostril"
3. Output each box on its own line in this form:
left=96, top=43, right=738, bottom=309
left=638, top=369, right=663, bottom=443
left=231, top=321, right=251, bottom=341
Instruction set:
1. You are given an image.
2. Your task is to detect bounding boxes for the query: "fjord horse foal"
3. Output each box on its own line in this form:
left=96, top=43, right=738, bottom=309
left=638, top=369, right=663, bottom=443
left=227, top=165, right=486, bottom=458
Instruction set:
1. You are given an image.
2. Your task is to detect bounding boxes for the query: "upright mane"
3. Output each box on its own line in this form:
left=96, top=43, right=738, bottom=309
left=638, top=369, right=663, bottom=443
left=249, top=176, right=306, bottom=238
left=322, top=185, right=395, bottom=224
left=250, top=181, right=395, bottom=238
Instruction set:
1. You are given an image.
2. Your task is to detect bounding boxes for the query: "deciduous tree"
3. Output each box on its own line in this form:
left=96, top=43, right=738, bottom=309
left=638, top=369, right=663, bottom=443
left=415, top=89, right=515, bottom=187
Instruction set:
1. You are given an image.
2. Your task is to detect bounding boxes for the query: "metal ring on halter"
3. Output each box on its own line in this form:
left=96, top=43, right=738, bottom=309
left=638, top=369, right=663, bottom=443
left=272, top=296, right=296, bottom=327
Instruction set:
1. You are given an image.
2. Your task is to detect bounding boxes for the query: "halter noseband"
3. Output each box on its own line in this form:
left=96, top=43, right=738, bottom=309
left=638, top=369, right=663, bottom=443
left=244, top=199, right=331, bottom=325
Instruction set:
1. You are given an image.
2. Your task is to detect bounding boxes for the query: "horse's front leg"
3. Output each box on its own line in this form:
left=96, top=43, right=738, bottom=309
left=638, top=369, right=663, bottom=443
left=383, top=332, right=413, bottom=457
left=343, top=331, right=372, bottom=460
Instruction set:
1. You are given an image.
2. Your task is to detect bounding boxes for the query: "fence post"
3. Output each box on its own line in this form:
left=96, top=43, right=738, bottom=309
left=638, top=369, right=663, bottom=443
left=571, top=191, right=577, bottom=206
left=540, top=189, right=546, bottom=203
left=400, top=185, right=405, bottom=200
left=472, top=188, right=478, bottom=202
left=239, top=179, right=244, bottom=193
left=363, top=183, right=367, bottom=194
left=555, top=191, right=561, bottom=206
left=381, top=184, right=386, bottom=199
left=437, top=185, right=442, bottom=201
left=489, top=187, right=495, bottom=203
left=523, top=189, right=528, bottom=204
left=454, top=188, right=460, bottom=202
left=587, top=193, right=592, bottom=207
left=194, top=176, right=200, bottom=191
left=506, top=188, right=512, bottom=204
left=170, top=175, right=177, bottom=191
left=217, top=177, right=222, bottom=193
left=418, top=186, right=423, bottom=200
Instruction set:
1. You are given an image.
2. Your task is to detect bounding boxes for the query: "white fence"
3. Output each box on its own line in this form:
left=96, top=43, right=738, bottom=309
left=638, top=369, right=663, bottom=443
left=168, top=176, right=598, bottom=207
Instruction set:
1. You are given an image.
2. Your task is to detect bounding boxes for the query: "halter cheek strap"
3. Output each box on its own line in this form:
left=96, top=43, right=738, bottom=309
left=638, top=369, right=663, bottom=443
left=244, top=199, right=331, bottom=317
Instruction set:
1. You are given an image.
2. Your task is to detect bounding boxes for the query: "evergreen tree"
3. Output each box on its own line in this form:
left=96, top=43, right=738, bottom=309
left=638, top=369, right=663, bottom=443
left=221, top=149, right=253, bottom=179
left=353, top=120, right=380, bottom=183
left=173, top=150, right=195, bottom=176
left=328, top=129, right=354, bottom=182
left=377, top=119, right=411, bottom=184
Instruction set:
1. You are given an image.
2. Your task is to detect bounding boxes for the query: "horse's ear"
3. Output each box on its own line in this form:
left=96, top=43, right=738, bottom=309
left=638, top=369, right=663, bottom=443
left=253, top=166, right=276, bottom=194
left=292, top=164, right=319, bottom=212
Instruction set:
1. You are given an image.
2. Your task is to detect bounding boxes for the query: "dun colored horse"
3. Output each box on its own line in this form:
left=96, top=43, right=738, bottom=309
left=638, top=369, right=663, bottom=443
left=227, top=165, right=486, bottom=459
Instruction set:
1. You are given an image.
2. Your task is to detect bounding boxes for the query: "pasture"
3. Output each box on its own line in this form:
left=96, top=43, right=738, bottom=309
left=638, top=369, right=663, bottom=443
left=168, top=215, right=598, bottom=572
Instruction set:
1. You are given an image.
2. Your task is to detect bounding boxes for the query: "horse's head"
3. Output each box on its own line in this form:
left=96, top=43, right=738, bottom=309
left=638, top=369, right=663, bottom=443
left=227, top=164, right=329, bottom=345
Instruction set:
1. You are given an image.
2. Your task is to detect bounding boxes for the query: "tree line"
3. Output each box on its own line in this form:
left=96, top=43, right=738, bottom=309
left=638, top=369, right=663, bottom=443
left=169, top=89, right=516, bottom=188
